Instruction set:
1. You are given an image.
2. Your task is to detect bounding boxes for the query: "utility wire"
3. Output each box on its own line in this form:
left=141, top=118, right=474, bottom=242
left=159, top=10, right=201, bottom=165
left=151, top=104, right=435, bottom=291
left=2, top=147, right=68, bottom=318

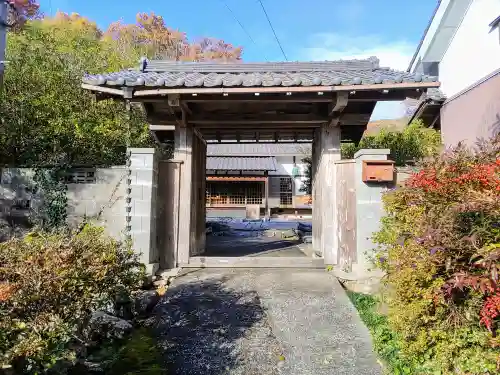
left=257, top=0, right=288, bottom=61
left=220, top=0, right=268, bottom=61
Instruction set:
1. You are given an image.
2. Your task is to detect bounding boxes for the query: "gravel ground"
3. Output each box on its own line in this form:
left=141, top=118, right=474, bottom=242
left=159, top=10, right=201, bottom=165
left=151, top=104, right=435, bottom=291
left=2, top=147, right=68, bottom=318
left=152, top=269, right=382, bottom=375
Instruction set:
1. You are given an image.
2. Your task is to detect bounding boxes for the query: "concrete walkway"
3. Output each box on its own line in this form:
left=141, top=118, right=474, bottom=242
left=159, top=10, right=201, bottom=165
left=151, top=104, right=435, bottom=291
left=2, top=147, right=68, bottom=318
left=153, top=269, right=382, bottom=375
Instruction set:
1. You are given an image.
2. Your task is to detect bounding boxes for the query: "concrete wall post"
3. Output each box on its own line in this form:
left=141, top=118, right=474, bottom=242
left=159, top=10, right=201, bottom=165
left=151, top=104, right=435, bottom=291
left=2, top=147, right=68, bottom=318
left=126, top=148, right=159, bottom=276
left=348, top=148, right=391, bottom=290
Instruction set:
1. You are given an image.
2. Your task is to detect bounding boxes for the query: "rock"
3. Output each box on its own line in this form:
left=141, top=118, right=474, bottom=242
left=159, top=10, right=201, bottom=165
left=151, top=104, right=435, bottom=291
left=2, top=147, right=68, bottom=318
left=134, top=290, right=160, bottom=316
left=302, top=235, right=312, bottom=244
left=88, top=312, right=133, bottom=341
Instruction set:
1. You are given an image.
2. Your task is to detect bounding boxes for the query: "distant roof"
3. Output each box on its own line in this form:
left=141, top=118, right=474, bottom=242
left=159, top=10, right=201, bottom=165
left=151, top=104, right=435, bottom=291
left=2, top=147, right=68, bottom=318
left=83, top=57, right=438, bottom=89
left=207, top=143, right=311, bottom=157
left=207, top=156, right=277, bottom=171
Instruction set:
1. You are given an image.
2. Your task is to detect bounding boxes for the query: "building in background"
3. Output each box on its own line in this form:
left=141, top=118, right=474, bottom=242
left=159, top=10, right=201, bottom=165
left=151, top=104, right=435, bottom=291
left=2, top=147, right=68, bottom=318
left=205, top=143, right=311, bottom=219
left=408, top=0, right=500, bottom=146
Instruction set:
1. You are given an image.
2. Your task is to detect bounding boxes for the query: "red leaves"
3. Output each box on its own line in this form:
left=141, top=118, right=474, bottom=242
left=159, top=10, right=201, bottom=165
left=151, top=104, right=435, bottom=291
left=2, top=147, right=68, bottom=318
left=406, top=159, right=500, bottom=193
left=442, top=272, right=496, bottom=298
left=480, top=290, right=500, bottom=332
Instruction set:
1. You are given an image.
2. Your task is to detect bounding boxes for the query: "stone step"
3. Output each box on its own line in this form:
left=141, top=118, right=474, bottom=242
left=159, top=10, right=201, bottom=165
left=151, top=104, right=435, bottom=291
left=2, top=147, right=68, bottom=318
left=182, top=256, right=325, bottom=268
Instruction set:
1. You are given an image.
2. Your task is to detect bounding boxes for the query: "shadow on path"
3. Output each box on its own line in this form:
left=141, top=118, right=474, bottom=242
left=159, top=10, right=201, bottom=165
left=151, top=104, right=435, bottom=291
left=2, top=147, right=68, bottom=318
left=152, top=275, right=282, bottom=375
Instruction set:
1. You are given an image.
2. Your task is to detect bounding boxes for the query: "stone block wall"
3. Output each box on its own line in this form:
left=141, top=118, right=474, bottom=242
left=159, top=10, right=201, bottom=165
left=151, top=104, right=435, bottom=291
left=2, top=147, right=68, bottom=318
left=0, top=167, right=128, bottom=240
left=126, top=148, right=159, bottom=274
left=0, top=150, right=160, bottom=276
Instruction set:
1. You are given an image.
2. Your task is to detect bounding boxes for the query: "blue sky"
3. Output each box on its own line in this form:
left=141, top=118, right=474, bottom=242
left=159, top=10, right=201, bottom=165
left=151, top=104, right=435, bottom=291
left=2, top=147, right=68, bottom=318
left=40, top=0, right=437, bottom=120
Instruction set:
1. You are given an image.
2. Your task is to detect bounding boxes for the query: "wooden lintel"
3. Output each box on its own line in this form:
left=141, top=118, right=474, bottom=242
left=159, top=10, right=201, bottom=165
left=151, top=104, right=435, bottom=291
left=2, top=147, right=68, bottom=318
left=182, top=94, right=334, bottom=103
left=134, top=89, right=422, bottom=103
left=196, top=124, right=321, bottom=130
left=189, top=114, right=327, bottom=125
left=131, top=81, right=440, bottom=97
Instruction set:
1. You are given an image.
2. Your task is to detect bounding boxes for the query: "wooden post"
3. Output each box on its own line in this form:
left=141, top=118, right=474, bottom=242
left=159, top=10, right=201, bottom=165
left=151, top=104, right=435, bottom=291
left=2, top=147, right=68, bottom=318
left=312, top=125, right=341, bottom=264
left=175, top=126, right=194, bottom=265
left=264, top=175, right=270, bottom=219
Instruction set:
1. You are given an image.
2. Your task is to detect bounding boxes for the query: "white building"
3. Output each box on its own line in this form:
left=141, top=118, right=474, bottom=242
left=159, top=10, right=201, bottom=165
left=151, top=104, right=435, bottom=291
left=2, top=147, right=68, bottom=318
left=408, top=0, right=500, bottom=146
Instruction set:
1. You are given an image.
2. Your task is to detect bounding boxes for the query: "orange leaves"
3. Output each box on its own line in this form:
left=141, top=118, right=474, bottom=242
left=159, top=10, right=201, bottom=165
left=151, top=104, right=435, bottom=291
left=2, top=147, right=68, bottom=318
left=0, top=282, right=16, bottom=302
left=103, top=12, right=242, bottom=62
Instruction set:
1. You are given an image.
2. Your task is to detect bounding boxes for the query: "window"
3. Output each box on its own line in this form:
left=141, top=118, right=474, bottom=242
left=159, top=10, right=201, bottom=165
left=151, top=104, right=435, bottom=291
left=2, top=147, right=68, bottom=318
left=279, top=177, right=293, bottom=206
left=64, top=168, right=96, bottom=184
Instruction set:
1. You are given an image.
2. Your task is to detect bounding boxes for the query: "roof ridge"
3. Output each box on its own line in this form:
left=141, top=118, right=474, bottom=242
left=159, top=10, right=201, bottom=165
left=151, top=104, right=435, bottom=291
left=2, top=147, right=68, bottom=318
left=140, top=57, right=380, bottom=73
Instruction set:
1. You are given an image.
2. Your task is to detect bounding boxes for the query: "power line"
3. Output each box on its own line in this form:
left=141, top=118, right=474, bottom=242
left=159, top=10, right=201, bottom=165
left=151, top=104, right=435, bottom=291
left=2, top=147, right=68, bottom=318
left=220, top=0, right=268, bottom=61
left=257, top=0, right=288, bottom=61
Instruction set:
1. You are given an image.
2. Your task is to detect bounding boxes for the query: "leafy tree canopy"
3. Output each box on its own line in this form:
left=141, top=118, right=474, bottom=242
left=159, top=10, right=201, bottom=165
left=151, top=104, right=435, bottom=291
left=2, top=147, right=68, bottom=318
left=0, top=11, right=242, bottom=167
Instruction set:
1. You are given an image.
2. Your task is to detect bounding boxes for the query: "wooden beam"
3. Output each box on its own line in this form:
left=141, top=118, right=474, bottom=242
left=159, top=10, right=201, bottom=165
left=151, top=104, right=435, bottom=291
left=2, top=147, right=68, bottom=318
left=189, top=114, right=328, bottom=125
left=82, top=84, right=125, bottom=96
left=131, top=81, right=440, bottom=97
left=133, top=89, right=421, bottom=103
left=149, top=124, right=175, bottom=131
left=329, top=92, right=349, bottom=115
left=327, top=92, right=349, bottom=127
left=197, top=124, right=321, bottom=131
left=182, top=94, right=335, bottom=103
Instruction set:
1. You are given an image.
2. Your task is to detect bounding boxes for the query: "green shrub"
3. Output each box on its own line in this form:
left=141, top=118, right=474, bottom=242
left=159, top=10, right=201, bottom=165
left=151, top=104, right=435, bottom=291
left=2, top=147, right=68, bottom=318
left=0, top=225, right=144, bottom=373
left=373, top=135, right=500, bottom=374
left=341, top=120, right=442, bottom=166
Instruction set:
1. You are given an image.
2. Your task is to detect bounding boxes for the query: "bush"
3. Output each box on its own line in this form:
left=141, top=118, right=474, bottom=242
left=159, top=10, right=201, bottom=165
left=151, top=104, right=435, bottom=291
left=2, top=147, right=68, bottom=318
left=0, top=225, right=144, bottom=373
left=373, top=136, right=500, bottom=374
left=341, top=120, right=442, bottom=166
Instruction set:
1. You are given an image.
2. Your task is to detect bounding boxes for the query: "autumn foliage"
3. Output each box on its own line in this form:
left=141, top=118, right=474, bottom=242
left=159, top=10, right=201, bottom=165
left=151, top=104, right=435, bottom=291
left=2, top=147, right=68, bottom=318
left=373, top=135, right=500, bottom=374
left=0, top=10, right=242, bottom=167
left=0, top=225, right=144, bottom=373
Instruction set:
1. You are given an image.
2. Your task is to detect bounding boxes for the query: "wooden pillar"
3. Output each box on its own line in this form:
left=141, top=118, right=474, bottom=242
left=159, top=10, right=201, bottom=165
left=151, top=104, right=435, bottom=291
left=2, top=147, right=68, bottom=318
left=312, top=128, right=321, bottom=251
left=264, top=175, right=270, bottom=219
left=197, top=136, right=207, bottom=254
left=312, top=125, right=341, bottom=264
left=174, top=126, right=194, bottom=265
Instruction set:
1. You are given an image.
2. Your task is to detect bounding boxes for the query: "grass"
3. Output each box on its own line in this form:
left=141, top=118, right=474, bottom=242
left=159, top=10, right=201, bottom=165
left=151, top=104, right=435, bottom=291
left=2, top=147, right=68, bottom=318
left=346, top=291, right=415, bottom=375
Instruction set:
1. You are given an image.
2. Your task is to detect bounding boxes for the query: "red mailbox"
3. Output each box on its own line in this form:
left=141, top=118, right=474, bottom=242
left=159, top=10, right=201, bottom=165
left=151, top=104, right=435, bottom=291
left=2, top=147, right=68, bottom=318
left=362, top=160, right=395, bottom=183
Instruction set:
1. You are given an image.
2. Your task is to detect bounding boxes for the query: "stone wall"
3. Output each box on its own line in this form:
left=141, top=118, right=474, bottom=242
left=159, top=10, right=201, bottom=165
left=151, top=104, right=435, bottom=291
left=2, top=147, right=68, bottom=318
left=0, top=167, right=128, bottom=240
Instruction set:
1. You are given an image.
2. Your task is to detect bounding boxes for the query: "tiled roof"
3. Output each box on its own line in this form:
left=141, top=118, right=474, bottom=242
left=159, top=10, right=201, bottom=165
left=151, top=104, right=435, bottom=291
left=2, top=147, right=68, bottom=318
left=206, top=156, right=277, bottom=171
left=207, top=143, right=311, bottom=156
left=82, top=58, right=438, bottom=88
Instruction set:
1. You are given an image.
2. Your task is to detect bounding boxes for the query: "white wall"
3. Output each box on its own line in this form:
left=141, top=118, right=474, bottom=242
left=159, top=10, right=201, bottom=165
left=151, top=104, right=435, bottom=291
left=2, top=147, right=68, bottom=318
left=269, top=155, right=309, bottom=196
left=440, top=0, right=500, bottom=97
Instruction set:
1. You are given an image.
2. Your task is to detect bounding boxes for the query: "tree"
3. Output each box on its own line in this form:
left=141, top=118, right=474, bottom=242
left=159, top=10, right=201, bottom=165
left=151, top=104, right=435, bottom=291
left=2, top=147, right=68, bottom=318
left=0, top=15, right=151, bottom=167
left=300, top=121, right=442, bottom=194
left=0, top=12, right=243, bottom=167
left=6, top=0, right=40, bottom=28
left=103, top=12, right=242, bottom=62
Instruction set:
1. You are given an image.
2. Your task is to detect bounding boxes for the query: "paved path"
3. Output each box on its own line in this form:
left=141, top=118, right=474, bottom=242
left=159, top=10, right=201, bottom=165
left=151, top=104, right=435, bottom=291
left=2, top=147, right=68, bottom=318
left=152, top=269, right=382, bottom=375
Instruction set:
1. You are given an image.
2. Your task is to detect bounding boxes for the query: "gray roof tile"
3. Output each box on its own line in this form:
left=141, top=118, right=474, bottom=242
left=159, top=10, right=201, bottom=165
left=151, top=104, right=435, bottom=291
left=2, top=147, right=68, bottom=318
left=207, top=143, right=311, bottom=156
left=206, top=156, right=277, bottom=171
left=83, top=58, right=437, bottom=88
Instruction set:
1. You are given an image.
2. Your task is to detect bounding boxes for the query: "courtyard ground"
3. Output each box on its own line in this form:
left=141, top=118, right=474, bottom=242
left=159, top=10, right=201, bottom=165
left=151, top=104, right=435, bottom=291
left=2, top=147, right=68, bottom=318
left=205, top=219, right=312, bottom=257
left=152, top=268, right=382, bottom=375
